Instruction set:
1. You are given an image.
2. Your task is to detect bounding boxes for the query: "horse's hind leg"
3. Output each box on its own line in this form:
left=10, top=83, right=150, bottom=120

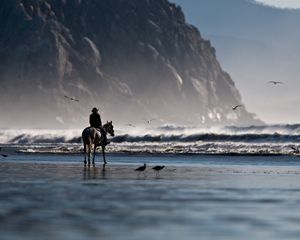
left=92, top=145, right=96, bottom=165
left=87, top=145, right=91, bottom=165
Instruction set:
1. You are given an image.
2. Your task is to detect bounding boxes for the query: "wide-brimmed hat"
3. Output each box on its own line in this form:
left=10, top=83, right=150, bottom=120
left=91, top=107, right=99, bottom=113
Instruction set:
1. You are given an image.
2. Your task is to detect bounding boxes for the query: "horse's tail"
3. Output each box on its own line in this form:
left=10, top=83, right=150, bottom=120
left=82, top=127, right=90, bottom=145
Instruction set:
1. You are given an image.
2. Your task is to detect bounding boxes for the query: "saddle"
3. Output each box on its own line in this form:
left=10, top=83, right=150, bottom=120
left=90, top=127, right=110, bottom=146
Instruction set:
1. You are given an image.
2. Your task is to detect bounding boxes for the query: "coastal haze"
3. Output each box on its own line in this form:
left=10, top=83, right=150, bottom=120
left=172, top=0, right=300, bottom=124
left=0, top=0, right=261, bottom=128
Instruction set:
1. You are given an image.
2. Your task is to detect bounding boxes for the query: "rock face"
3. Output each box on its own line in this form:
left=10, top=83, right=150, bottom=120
left=0, top=0, right=261, bottom=128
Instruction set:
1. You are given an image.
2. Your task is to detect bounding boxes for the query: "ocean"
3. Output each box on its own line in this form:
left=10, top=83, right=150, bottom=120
left=1, top=124, right=300, bottom=240
left=1, top=124, right=300, bottom=155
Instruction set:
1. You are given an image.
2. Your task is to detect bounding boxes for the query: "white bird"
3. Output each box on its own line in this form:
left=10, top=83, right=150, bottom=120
left=268, top=81, right=283, bottom=85
left=232, top=105, right=243, bottom=111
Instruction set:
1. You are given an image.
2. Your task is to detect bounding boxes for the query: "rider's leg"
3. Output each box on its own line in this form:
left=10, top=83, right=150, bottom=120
left=100, top=127, right=110, bottom=145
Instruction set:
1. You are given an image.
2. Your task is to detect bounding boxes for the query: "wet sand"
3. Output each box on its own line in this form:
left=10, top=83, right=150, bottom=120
left=1, top=157, right=300, bottom=240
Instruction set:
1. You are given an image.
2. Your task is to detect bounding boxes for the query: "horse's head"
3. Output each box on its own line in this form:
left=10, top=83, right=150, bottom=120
left=103, top=121, right=115, bottom=137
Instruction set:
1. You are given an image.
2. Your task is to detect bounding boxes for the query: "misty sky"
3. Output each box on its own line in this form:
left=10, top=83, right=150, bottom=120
left=255, top=0, right=300, bottom=8
left=172, top=0, right=300, bottom=124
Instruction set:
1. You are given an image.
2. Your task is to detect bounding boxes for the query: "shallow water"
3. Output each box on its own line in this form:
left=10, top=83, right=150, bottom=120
left=1, top=154, right=300, bottom=240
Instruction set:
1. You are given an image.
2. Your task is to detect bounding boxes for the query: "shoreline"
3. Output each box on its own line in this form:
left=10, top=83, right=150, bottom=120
left=1, top=147, right=296, bottom=157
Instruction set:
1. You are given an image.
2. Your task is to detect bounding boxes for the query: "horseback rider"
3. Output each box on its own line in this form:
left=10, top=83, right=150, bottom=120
left=90, top=107, right=109, bottom=145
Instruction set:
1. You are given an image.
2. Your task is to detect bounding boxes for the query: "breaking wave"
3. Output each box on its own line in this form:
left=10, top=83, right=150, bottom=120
left=1, top=124, right=300, bottom=155
left=112, top=133, right=300, bottom=143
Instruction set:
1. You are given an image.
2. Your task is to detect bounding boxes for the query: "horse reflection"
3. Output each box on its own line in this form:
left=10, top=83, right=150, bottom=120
left=83, top=164, right=107, bottom=180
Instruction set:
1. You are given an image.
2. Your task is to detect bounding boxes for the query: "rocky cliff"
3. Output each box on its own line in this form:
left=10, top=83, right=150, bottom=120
left=0, top=0, right=261, bottom=128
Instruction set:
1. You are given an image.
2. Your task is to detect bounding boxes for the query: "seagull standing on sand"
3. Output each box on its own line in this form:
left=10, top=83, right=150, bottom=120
left=232, top=105, right=243, bottom=111
left=268, top=81, right=283, bottom=85
left=135, top=163, right=147, bottom=176
left=152, top=165, right=165, bottom=177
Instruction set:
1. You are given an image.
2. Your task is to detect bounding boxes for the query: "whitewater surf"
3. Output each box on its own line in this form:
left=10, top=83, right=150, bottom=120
left=1, top=124, right=299, bottom=156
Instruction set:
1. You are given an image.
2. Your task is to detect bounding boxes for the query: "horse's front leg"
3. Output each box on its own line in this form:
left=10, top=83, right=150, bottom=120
left=102, top=146, right=107, bottom=164
left=92, top=145, right=96, bottom=165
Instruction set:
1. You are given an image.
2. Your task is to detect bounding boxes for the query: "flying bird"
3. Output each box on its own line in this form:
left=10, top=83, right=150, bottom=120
left=290, top=146, right=300, bottom=154
left=64, top=95, right=79, bottom=102
left=126, top=124, right=136, bottom=128
left=152, top=165, right=165, bottom=176
left=143, top=118, right=157, bottom=124
left=232, top=105, right=243, bottom=111
left=268, top=81, right=283, bottom=85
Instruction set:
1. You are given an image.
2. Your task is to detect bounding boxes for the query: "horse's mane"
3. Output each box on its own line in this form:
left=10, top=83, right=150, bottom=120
left=103, top=122, right=109, bottom=127
left=103, top=121, right=113, bottom=128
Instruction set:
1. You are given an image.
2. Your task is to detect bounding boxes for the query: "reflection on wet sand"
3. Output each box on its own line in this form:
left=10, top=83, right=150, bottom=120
left=2, top=160, right=300, bottom=240
left=83, top=164, right=107, bottom=180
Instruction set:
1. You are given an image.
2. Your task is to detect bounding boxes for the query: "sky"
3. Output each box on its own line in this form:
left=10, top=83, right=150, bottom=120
left=255, top=0, right=300, bottom=8
left=172, top=0, right=300, bottom=124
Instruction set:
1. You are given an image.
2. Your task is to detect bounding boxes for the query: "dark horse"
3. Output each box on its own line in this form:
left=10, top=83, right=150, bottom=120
left=82, top=121, right=115, bottom=165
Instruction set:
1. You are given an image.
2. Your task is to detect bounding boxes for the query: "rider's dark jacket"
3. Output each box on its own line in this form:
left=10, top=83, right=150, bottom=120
left=89, top=113, right=102, bottom=128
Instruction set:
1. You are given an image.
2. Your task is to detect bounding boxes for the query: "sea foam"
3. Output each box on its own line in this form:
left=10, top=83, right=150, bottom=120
left=1, top=124, right=300, bottom=155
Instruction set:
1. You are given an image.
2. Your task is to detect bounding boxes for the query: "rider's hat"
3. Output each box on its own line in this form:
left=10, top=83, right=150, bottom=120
left=92, top=107, right=99, bottom=113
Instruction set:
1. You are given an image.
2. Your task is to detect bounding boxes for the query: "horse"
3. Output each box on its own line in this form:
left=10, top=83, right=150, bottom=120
left=82, top=121, right=115, bottom=165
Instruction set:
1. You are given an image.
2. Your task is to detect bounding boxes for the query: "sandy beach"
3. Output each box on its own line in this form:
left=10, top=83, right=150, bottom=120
left=2, top=0, right=300, bottom=239
left=1, top=154, right=300, bottom=240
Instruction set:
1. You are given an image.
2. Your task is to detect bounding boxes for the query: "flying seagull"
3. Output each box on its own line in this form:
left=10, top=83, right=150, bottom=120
left=290, top=146, right=300, bottom=154
left=143, top=118, right=157, bottom=124
left=126, top=124, right=136, bottom=128
left=64, top=95, right=79, bottom=102
left=152, top=165, right=165, bottom=176
left=268, top=81, right=283, bottom=85
left=232, top=105, right=243, bottom=111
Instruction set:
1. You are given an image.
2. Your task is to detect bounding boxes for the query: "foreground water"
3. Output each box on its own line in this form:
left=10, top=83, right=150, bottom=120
left=1, top=154, right=300, bottom=240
